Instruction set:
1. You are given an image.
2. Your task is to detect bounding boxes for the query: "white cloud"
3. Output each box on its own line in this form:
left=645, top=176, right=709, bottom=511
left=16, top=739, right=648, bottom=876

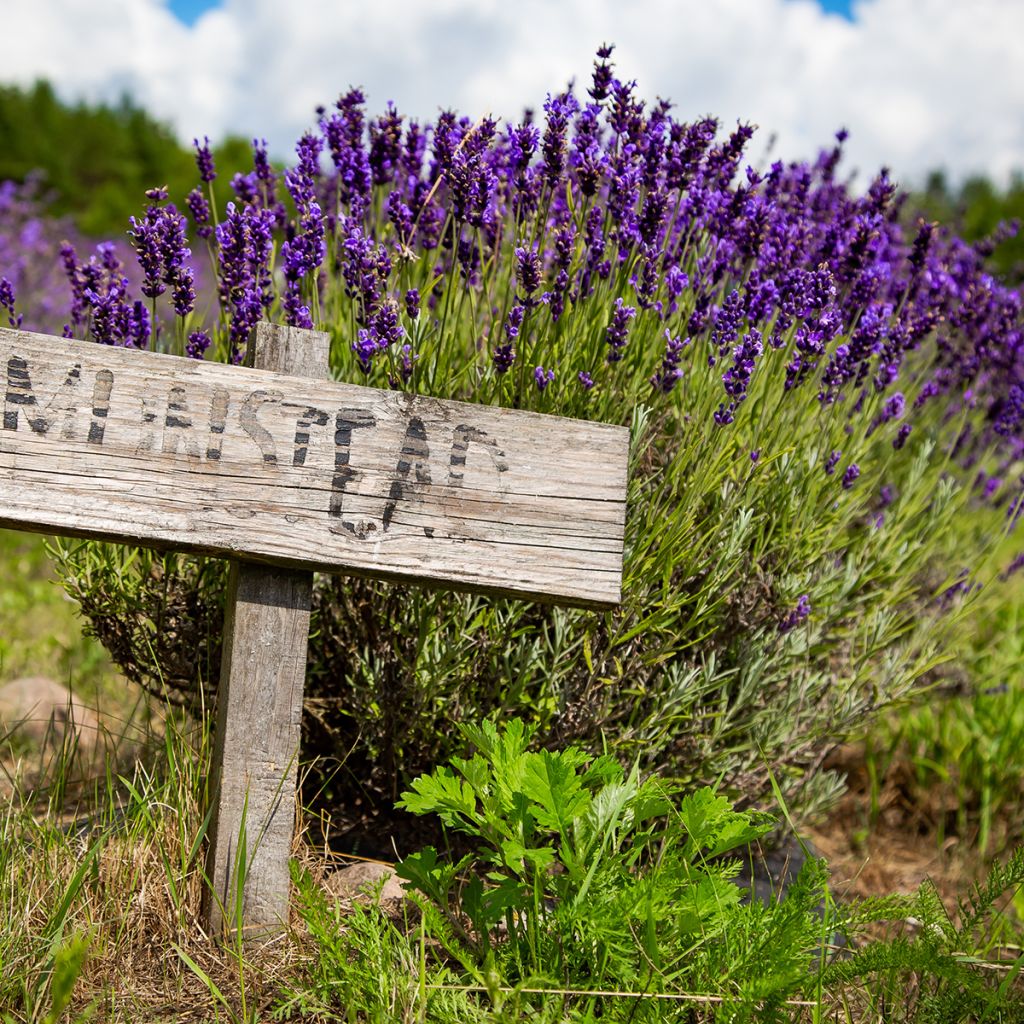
left=5, top=0, right=1024, bottom=187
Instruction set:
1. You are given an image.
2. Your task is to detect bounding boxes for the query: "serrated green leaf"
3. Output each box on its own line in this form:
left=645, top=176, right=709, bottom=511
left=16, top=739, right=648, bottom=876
left=521, top=750, right=591, bottom=834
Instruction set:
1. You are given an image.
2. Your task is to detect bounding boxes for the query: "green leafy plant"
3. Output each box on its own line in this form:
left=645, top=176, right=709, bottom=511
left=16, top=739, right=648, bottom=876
left=823, top=848, right=1024, bottom=1022
left=392, top=718, right=838, bottom=1019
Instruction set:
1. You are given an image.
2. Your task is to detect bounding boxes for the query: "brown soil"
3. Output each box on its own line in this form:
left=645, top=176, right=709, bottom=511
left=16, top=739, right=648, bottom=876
left=808, top=744, right=1010, bottom=917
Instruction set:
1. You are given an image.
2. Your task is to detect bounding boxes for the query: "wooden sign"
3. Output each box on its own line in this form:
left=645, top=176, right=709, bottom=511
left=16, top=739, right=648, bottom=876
left=0, top=327, right=627, bottom=607
left=0, top=324, right=630, bottom=938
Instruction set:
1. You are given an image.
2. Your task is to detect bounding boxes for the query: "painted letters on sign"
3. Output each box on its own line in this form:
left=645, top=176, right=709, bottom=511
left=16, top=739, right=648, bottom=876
left=0, top=328, right=629, bottom=607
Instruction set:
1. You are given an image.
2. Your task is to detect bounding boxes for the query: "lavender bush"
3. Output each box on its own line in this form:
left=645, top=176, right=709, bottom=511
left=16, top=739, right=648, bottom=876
left=20, top=46, right=1022, bottom=832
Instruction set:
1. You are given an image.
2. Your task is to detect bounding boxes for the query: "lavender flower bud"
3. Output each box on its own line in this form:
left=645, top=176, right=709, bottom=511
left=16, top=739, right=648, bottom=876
left=825, top=450, right=842, bottom=476
left=779, top=594, right=811, bottom=633
left=578, top=371, right=595, bottom=390
left=842, top=464, right=861, bottom=490
left=534, top=366, right=555, bottom=391
left=186, top=330, right=212, bottom=359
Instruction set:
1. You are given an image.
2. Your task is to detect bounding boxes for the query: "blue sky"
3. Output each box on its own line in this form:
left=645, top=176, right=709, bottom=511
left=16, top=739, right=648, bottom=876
left=167, top=0, right=215, bottom=25
left=8, top=0, right=1023, bottom=185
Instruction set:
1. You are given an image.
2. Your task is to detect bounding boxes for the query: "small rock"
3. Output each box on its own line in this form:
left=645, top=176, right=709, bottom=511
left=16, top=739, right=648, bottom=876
left=325, top=861, right=408, bottom=916
left=0, top=676, right=102, bottom=764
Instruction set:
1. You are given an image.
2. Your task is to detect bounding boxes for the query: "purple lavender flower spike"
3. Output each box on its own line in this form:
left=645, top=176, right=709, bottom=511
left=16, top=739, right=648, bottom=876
left=842, top=464, right=861, bottom=489
left=387, top=191, right=414, bottom=242
left=186, top=188, right=212, bottom=239
left=541, top=91, right=578, bottom=190
left=494, top=305, right=523, bottom=373
left=398, top=344, right=418, bottom=384
left=515, top=245, right=542, bottom=303
left=369, top=102, right=403, bottom=187
left=352, top=328, right=377, bottom=371
left=893, top=423, right=912, bottom=450
left=171, top=265, right=196, bottom=317
left=0, top=277, right=22, bottom=328
left=651, top=330, right=685, bottom=393
left=605, top=297, right=636, bottom=364
left=713, top=403, right=735, bottom=426
left=404, top=288, right=420, bottom=321
left=129, top=211, right=165, bottom=299
left=825, top=450, right=842, bottom=476
left=194, top=137, right=216, bottom=183
left=578, top=371, right=595, bottom=390
left=589, top=44, right=615, bottom=103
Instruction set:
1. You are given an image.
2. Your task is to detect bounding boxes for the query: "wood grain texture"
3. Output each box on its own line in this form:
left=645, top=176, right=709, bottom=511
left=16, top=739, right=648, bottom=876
left=0, top=327, right=629, bottom=607
left=204, top=561, right=312, bottom=938
left=203, top=324, right=327, bottom=939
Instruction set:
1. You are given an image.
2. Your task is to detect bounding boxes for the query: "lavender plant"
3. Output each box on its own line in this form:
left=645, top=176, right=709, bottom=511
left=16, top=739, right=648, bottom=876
left=33, top=46, right=1024, bottom=831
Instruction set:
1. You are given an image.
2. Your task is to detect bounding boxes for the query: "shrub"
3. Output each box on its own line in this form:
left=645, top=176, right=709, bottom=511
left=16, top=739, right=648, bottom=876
left=3, top=45, right=1017, bottom=834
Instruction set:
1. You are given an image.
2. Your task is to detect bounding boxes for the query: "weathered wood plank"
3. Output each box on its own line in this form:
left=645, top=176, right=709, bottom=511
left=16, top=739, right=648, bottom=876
left=204, top=561, right=312, bottom=937
left=0, top=327, right=629, bottom=606
left=203, top=323, right=328, bottom=940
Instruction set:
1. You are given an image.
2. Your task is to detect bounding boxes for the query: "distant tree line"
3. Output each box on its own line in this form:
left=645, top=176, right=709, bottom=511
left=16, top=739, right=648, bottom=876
left=0, top=80, right=251, bottom=238
left=911, top=171, right=1024, bottom=285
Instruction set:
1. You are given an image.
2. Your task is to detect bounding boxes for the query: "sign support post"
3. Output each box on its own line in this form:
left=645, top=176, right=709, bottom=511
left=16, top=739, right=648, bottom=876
left=203, top=323, right=330, bottom=939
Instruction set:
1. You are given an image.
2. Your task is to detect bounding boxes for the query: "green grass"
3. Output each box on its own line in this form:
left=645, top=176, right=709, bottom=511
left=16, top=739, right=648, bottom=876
left=0, top=709, right=1021, bottom=1023
left=864, top=579, right=1024, bottom=859
left=0, top=529, right=114, bottom=695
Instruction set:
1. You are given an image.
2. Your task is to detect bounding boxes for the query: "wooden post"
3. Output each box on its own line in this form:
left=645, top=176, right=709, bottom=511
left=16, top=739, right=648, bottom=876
left=203, top=322, right=329, bottom=939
